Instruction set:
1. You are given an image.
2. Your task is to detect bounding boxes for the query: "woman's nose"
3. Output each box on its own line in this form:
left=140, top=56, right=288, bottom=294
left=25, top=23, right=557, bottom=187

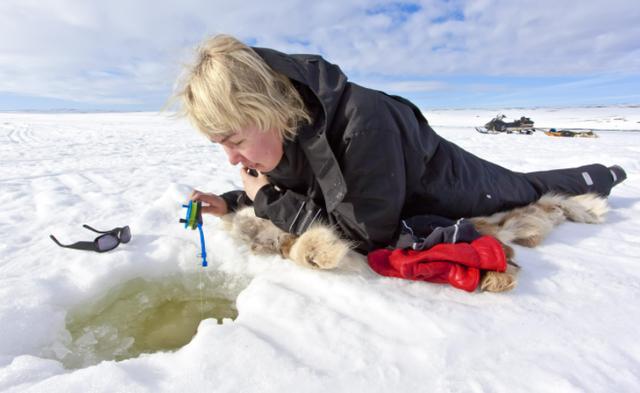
left=223, top=146, right=242, bottom=166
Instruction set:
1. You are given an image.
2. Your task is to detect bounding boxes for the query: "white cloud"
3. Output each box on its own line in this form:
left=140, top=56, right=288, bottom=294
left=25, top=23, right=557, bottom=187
left=364, top=80, right=451, bottom=93
left=0, top=0, right=638, bottom=108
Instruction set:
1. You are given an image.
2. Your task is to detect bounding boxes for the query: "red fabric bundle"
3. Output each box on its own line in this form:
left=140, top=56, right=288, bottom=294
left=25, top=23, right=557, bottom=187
left=367, top=235, right=506, bottom=292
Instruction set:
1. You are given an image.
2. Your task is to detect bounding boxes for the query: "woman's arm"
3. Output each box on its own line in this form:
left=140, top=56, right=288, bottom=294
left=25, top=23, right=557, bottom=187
left=190, top=189, right=233, bottom=216
left=253, top=127, right=406, bottom=253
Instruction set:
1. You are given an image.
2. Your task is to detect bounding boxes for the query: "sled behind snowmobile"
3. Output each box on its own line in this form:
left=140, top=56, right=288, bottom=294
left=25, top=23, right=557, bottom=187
left=544, top=129, right=598, bottom=138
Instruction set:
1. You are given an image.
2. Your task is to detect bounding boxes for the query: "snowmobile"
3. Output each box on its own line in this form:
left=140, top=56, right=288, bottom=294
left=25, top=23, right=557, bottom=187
left=475, top=114, right=536, bottom=134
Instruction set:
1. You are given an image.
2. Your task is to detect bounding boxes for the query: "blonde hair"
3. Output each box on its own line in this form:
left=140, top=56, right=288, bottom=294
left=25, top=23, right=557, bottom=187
left=175, top=34, right=312, bottom=140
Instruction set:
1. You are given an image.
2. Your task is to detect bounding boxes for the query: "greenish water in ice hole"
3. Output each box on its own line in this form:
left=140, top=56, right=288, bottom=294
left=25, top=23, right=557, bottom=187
left=59, top=272, right=242, bottom=369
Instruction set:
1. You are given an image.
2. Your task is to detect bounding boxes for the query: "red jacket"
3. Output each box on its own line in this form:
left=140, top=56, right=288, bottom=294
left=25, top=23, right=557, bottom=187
left=367, top=236, right=506, bottom=292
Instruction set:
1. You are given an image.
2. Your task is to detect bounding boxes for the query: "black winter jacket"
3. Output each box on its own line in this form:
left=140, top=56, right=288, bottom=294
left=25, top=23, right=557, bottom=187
left=222, top=47, right=615, bottom=253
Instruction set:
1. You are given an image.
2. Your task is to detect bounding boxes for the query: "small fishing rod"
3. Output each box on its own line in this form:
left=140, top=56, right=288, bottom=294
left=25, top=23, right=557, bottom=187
left=180, top=200, right=207, bottom=267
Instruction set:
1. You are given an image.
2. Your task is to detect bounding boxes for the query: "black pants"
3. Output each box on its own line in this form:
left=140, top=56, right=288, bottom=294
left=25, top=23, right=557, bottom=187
left=525, top=164, right=614, bottom=197
left=412, top=139, right=615, bottom=220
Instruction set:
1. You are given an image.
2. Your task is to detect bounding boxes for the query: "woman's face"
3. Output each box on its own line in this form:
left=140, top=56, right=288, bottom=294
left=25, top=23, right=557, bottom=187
left=211, top=125, right=284, bottom=173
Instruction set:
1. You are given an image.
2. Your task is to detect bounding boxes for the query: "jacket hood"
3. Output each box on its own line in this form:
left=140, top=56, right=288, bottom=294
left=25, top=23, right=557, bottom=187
left=251, top=46, right=348, bottom=137
left=252, top=46, right=348, bottom=212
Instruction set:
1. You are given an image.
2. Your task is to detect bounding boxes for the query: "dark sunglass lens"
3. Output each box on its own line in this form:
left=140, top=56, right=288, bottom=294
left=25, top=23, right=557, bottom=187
left=97, top=234, right=119, bottom=251
left=120, top=226, right=131, bottom=243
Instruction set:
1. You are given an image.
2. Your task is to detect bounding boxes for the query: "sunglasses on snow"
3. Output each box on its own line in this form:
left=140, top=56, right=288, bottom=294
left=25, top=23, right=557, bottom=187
left=50, top=224, right=131, bottom=253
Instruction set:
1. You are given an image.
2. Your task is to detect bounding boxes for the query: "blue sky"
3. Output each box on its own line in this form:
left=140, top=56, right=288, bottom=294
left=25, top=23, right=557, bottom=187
left=0, top=0, right=638, bottom=111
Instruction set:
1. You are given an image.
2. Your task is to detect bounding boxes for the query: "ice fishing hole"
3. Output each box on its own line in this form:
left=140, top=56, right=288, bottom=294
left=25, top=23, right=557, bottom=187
left=52, top=271, right=245, bottom=369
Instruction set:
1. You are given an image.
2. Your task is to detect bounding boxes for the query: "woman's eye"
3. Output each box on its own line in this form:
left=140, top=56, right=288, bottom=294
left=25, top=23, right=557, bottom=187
left=232, top=140, right=244, bottom=146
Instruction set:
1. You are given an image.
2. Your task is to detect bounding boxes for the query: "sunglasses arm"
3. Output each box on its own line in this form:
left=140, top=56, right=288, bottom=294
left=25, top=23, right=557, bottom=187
left=50, top=234, right=70, bottom=247
left=50, top=234, right=98, bottom=251
left=83, top=224, right=110, bottom=234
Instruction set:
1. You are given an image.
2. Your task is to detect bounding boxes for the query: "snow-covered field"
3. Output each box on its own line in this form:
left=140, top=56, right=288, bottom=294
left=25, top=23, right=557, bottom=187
left=1, top=107, right=639, bottom=392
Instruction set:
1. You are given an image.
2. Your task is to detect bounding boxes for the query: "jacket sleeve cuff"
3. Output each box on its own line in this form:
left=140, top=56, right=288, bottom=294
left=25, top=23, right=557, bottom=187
left=253, top=184, right=281, bottom=218
left=220, top=190, right=252, bottom=213
left=254, top=185, right=325, bottom=235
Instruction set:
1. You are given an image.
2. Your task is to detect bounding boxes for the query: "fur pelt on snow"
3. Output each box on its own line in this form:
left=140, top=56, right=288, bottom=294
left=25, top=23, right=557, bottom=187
left=221, top=192, right=608, bottom=292
left=221, top=207, right=351, bottom=270
left=471, top=192, right=608, bottom=291
left=470, top=192, right=608, bottom=247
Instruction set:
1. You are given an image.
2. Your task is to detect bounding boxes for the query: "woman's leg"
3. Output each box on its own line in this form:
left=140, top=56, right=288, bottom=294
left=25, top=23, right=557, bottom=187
left=524, top=164, right=625, bottom=197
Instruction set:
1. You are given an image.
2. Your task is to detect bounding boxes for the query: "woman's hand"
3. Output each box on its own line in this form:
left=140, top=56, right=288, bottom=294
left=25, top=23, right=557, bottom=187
left=240, top=167, right=270, bottom=201
left=190, top=189, right=228, bottom=216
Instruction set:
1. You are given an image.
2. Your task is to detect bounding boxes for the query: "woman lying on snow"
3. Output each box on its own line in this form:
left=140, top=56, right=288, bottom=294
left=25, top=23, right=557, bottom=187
left=176, top=35, right=627, bottom=291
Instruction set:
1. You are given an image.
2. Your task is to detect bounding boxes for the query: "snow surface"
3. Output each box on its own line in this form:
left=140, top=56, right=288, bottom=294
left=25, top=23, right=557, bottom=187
left=1, top=107, right=639, bottom=392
